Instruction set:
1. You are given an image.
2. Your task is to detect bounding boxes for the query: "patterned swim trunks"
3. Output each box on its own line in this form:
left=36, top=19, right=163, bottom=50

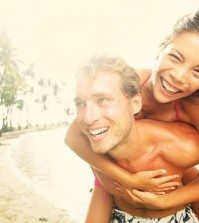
left=111, top=205, right=199, bottom=223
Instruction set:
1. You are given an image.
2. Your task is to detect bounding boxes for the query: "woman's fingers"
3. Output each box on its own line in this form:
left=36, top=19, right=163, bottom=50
left=154, top=174, right=180, bottom=184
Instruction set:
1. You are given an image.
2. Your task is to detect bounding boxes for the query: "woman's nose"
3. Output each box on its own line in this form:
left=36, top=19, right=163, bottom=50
left=169, top=68, right=189, bottom=84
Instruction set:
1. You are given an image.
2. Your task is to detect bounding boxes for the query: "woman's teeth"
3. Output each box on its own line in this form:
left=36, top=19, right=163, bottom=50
left=161, top=79, right=180, bottom=94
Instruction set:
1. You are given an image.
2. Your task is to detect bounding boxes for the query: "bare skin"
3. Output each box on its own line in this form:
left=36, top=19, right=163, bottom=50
left=75, top=69, right=199, bottom=220
left=120, top=167, right=199, bottom=212
left=65, top=32, right=199, bottom=192
left=65, top=32, right=199, bottom=222
left=93, top=120, right=199, bottom=218
left=66, top=63, right=199, bottom=191
left=84, top=186, right=113, bottom=223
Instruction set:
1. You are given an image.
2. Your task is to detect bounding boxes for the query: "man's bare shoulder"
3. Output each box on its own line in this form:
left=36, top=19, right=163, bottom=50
left=138, top=119, right=199, bottom=167
left=139, top=119, right=198, bottom=137
left=181, top=98, right=199, bottom=133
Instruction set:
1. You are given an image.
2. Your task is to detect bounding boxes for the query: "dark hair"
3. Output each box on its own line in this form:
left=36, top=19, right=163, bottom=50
left=159, top=10, right=199, bottom=50
left=77, top=54, right=140, bottom=97
left=159, top=10, right=199, bottom=102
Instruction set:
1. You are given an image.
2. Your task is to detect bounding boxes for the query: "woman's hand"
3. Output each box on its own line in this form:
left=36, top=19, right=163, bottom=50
left=114, top=169, right=180, bottom=209
left=124, top=169, right=179, bottom=192
left=121, top=188, right=165, bottom=210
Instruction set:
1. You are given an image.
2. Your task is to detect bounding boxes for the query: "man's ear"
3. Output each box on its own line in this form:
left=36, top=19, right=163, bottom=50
left=131, top=93, right=142, bottom=115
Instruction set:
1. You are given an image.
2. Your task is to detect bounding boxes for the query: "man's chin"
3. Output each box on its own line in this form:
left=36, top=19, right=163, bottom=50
left=91, top=145, right=108, bottom=154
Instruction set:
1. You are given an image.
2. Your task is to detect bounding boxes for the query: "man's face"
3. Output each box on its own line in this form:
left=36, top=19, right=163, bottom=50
left=74, top=71, right=136, bottom=154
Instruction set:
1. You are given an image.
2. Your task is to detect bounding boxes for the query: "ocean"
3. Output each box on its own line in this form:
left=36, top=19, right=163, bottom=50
left=10, top=127, right=93, bottom=222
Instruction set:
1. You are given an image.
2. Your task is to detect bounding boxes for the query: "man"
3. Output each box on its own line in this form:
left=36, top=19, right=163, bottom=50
left=74, top=54, right=199, bottom=222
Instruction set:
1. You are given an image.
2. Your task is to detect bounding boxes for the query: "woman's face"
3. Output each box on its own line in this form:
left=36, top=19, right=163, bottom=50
left=152, top=32, right=199, bottom=103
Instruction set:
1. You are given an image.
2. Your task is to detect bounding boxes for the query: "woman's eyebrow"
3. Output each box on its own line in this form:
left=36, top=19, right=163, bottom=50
left=171, top=48, right=184, bottom=59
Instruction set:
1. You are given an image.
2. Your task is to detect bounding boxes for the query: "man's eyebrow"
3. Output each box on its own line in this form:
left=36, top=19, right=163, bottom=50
left=92, top=92, right=110, bottom=97
left=74, top=92, right=110, bottom=102
left=92, top=93, right=105, bottom=97
left=74, top=97, right=80, bottom=103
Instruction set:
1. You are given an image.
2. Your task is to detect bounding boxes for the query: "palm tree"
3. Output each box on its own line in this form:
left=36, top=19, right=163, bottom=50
left=22, top=63, right=36, bottom=128
left=0, top=30, right=25, bottom=134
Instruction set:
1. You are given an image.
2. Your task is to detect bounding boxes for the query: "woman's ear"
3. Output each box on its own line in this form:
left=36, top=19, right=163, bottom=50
left=131, top=93, right=142, bottom=115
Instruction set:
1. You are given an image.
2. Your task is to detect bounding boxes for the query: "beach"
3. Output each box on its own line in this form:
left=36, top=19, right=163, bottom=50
left=0, top=127, right=93, bottom=223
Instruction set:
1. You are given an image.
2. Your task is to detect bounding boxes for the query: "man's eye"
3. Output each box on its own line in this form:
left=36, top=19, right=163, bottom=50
left=98, top=98, right=108, bottom=103
left=75, top=101, right=85, bottom=107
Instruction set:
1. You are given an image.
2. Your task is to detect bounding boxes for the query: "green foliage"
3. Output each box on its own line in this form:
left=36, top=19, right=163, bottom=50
left=15, top=99, right=25, bottom=111
left=2, top=125, right=16, bottom=133
left=0, top=30, right=70, bottom=134
left=0, top=31, right=26, bottom=107
left=0, top=31, right=27, bottom=132
left=1, top=64, right=25, bottom=106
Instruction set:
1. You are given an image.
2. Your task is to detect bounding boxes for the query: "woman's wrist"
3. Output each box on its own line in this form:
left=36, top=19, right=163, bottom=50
left=113, top=168, right=134, bottom=187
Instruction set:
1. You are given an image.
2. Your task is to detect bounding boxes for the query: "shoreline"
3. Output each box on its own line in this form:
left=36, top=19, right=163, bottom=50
left=0, top=125, right=77, bottom=223
left=0, top=124, right=67, bottom=145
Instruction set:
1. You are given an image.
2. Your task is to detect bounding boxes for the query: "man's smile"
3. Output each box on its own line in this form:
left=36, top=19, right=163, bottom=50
left=89, top=127, right=109, bottom=137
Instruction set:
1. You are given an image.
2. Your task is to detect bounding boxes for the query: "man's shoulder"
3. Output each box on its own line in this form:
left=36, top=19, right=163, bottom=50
left=139, top=119, right=199, bottom=151
left=139, top=119, right=197, bottom=135
left=156, top=121, right=199, bottom=167
left=138, top=119, right=199, bottom=168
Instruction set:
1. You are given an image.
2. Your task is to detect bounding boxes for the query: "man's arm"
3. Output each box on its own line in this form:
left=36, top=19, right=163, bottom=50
left=183, top=167, right=199, bottom=215
left=65, top=119, right=179, bottom=190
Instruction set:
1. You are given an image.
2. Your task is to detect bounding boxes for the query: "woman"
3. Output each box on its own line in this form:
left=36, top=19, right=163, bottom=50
left=65, top=9, right=199, bottom=220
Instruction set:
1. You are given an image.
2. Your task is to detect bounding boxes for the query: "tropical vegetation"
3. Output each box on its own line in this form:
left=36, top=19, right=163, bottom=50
left=0, top=31, right=72, bottom=136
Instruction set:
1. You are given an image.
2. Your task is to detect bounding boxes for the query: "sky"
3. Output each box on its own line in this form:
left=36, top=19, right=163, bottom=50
left=0, top=0, right=199, bottom=96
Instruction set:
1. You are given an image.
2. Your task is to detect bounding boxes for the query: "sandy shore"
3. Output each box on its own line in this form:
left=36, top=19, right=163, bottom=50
left=0, top=127, right=76, bottom=223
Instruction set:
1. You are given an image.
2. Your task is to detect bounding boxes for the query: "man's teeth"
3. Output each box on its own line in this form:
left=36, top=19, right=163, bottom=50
left=89, top=128, right=108, bottom=136
left=162, top=79, right=179, bottom=94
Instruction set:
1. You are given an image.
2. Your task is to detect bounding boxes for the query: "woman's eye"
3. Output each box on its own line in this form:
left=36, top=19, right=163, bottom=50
left=193, top=70, right=199, bottom=78
left=168, top=53, right=181, bottom=62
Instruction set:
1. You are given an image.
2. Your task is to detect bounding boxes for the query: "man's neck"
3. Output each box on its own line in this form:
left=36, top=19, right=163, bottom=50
left=108, top=120, right=160, bottom=173
left=108, top=121, right=147, bottom=162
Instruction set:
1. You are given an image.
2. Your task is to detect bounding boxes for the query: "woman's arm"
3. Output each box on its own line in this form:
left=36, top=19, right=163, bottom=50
left=116, top=167, right=199, bottom=213
left=65, top=119, right=179, bottom=190
left=131, top=179, right=199, bottom=211
left=85, top=186, right=113, bottom=223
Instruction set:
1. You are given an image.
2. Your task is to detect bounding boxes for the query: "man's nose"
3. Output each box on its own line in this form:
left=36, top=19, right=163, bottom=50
left=83, top=104, right=100, bottom=124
